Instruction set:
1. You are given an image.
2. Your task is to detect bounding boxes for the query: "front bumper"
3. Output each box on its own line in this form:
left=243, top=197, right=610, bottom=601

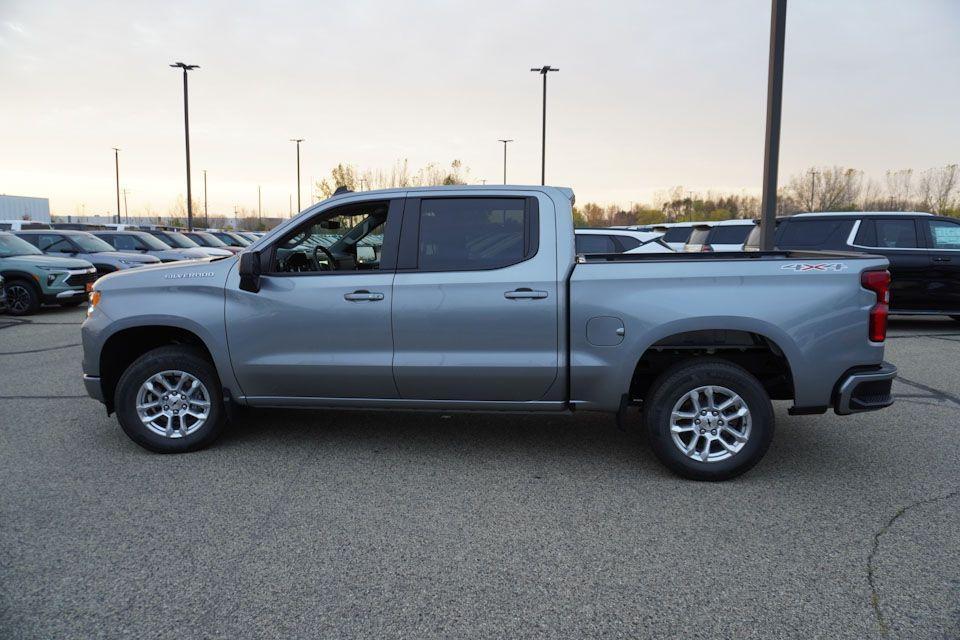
left=834, top=361, right=897, bottom=415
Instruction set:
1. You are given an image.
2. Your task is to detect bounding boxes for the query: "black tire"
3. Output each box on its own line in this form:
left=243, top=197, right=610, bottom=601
left=114, top=345, right=226, bottom=453
left=643, top=358, right=774, bottom=481
left=4, top=279, right=40, bottom=316
left=59, top=299, right=84, bottom=307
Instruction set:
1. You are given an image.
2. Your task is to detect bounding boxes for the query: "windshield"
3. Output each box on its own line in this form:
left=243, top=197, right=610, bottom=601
left=214, top=232, right=249, bottom=247
left=71, top=233, right=116, bottom=253
left=160, top=231, right=199, bottom=248
left=136, top=233, right=173, bottom=250
left=0, top=233, right=43, bottom=257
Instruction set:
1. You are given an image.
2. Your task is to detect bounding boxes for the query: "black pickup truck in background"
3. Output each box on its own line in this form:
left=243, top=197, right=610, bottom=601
left=772, top=212, right=960, bottom=321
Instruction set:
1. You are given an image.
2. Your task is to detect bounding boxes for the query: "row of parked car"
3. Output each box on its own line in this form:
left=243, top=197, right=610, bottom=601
left=584, top=211, right=960, bottom=320
left=0, top=222, right=265, bottom=315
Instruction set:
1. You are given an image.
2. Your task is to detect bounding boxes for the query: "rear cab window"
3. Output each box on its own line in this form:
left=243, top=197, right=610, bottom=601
left=408, top=197, right=537, bottom=271
left=575, top=234, right=618, bottom=254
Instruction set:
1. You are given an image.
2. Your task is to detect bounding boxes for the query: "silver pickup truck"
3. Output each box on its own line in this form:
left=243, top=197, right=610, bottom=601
left=81, top=186, right=896, bottom=480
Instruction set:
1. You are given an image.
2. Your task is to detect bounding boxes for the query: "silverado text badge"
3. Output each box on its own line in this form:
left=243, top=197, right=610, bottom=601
left=780, top=263, right=847, bottom=272
left=163, top=272, right=215, bottom=279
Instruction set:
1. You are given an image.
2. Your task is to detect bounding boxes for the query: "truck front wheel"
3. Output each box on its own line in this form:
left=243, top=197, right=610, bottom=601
left=114, top=345, right=225, bottom=453
left=643, top=358, right=774, bottom=481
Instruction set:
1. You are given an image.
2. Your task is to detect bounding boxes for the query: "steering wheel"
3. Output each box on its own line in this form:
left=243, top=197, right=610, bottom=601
left=312, top=244, right=339, bottom=271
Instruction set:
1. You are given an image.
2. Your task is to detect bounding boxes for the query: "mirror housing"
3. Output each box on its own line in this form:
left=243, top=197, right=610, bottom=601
left=238, top=250, right=262, bottom=293
left=356, top=245, right=376, bottom=264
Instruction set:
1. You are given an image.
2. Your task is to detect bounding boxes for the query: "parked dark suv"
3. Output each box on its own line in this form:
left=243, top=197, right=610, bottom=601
left=775, top=212, right=960, bottom=320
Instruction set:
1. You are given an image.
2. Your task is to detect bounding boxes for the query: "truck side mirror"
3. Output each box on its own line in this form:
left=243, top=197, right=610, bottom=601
left=238, top=250, right=262, bottom=293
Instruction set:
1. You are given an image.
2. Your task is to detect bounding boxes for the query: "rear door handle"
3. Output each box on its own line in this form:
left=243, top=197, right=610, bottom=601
left=343, top=290, right=384, bottom=301
left=933, top=257, right=952, bottom=263
left=504, top=288, right=548, bottom=300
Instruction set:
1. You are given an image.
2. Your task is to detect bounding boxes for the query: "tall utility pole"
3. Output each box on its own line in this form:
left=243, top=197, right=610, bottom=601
left=808, top=168, right=818, bottom=212
left=530, top=66, right=558, bottom=186
left=122, top=188, right=130, bottom=223
left=202, top=169, right=209, bottom=227
left=289, top=194, right=292, bottom=217
left=257, top=185, right=262, bottom=224
left=170, top=62, right=200, bottom=230
left=112, top=148, right=121, bottom=224
left=758, top=0, right=787, bottom=251
left=290, top=138, right=304, bottom=212
left=498, top=139, right=513, bottom=184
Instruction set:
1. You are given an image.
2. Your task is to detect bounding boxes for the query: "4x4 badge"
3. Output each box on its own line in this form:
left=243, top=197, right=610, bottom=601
left=780, top=263, right=847, bottom=272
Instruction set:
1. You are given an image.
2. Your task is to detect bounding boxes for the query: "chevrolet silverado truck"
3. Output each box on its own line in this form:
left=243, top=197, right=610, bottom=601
left=81, top=186, right=897, bottom=480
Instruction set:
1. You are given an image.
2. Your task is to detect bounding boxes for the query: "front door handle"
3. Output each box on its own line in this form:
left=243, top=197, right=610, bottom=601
left=504, top=288, right=548, bottom=300
left=343, top=290, right=384, bottom=301
left=933, top=257, right=952, bottom=263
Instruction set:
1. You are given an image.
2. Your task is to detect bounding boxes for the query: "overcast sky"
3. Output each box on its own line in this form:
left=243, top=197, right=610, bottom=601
left=1, top=0, right=957, bottom=217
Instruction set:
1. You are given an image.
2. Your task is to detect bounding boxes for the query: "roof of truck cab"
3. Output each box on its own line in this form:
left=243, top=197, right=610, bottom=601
left=324, top=184, right=575, bottom=202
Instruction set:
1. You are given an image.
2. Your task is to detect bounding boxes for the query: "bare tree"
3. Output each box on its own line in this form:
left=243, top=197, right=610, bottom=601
left=885, top=169, right=913, bottom=210
left=917, top=164, right=958, bottom=213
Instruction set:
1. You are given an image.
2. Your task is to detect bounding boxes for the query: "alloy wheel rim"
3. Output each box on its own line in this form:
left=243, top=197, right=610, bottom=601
left=669, top=384, right=751, bottom=463
left=135, top=370, right=211, bottom=438
left=7, top=285, right=30, bottom=313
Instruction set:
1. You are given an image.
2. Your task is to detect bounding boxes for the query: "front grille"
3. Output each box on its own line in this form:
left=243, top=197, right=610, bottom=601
left=64, top=271, right=98, bottom=287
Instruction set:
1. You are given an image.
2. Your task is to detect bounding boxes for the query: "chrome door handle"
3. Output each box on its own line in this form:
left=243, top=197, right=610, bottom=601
left=504, top=288, right=548, bottom=300
left=343, top=290, right=384, bottom=301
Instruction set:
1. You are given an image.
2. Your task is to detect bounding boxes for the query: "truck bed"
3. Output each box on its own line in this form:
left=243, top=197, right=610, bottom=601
left=577, top=250, right=882, bottom=263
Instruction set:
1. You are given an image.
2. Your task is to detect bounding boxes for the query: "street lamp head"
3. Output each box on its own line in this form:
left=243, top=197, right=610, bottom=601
left=290, top=138, right=304, bottom=143
left=530, top=66, right=559, bottom=74
left=170, top=62, right=200, bottom=71
left=498, top=139, right=514, bottom=144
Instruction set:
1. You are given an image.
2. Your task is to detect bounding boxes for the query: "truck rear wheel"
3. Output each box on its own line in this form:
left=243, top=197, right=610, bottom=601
left=114, top=345, right=225, bottom=453
left=643, top=358, right=774, bottom=481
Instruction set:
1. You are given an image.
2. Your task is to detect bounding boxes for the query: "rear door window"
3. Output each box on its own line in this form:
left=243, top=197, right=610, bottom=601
left=662, top=227, right=693, bottom=243
left=416, top=198, right=534, bottom=271
left=777, top=219, right=854, bottom=249
left=614, top=235, right=641, bottom=251
left=874, top=220, right=918, bottom=248
left=707, top=224, right=754, bottom=245
left=575, top=234, right=618, bottom=253
left=926, top=219, right=960, bottom=249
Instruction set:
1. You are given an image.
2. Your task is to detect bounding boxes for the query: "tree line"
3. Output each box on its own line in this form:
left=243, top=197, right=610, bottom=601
left=573, top=164, right=959, bottom=227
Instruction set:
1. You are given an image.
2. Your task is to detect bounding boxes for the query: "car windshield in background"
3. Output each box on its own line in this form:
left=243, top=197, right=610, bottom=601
left=135, top=233, right=173, bottom=250
left=662, top=227, right=693, bottom=243
left=708, top=225, right=754, bottom=244
left=71, top=233, right=116, bottom=253
left=193, top=232, right=228, bottom=247
left=218, top=233, right=250, bottom=247
left=0, top=233, right=43, bottom=257
left=161, top=231, right=200, bottom=248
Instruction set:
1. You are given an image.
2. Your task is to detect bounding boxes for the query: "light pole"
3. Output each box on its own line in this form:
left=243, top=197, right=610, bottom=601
left=530, top=66, right=558, bottom=186
left=170, top=62, right=200, bottom=230
left=202, top=169, right=208, bottom=227
left=122, top=188, right=130, bottom=223
left=498, top=139, right=513, bottom=184
left=758, top=0, right=787, bottom=251
left=290, top=138, right=304, bottom=212
left=112, top=147, right=121, bottom=224
left=258, top=185, right=262, bottom=224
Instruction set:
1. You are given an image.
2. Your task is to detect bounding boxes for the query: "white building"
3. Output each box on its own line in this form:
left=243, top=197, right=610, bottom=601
left=0, top=195, right=51, bottom=223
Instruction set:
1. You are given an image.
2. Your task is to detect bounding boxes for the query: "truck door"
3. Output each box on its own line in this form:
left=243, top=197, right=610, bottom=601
left=391, top=195, right=559, bottom=401
left=224, top=198, right=402, bottom=400
left=923, top=217, right=960, bottom=313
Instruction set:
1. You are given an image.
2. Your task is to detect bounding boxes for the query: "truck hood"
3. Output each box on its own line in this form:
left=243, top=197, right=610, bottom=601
left=93, top=254, right=232, bottom=291
left=2, top=254, right=93, bottom=270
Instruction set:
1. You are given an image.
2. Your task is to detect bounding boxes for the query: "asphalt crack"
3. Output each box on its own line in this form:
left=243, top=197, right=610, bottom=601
left=895, top=376, right=960, bottom=407
left=0, top=343, right=80, bottom=355
left=867, top=489, right=960, bottom=636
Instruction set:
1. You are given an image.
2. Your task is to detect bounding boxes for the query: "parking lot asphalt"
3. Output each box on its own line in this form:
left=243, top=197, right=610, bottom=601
left=1, top=307, right=958, bottom=639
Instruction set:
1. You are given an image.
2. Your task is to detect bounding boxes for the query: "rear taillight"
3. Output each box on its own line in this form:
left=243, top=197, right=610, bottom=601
left=861, top=270, right=890, bottom=342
